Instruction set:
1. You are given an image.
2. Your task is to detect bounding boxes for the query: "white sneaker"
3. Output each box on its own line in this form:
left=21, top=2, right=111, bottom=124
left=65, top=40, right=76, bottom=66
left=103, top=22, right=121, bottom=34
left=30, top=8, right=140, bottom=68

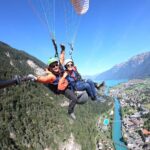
left=69, top=113, right=76, bottom=120
left=96, top=96, right=106, bottom=103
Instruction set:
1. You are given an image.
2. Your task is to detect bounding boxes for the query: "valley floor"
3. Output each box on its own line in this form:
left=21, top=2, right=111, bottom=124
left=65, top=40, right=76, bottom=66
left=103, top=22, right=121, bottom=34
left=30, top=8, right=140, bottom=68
left=109, top=78, right=150, bottom=150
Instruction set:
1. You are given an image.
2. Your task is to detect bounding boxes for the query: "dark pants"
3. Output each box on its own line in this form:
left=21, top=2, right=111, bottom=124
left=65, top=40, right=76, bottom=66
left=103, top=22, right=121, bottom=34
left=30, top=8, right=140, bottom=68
left=75, top=81, right=94, bottom=98
left=86, top=79, right=97, bottom=97
left=63, top=89, right=77, bottom=114
left=75, top=79, right=97, bottom=99
left=47, top=84, right=77, bottom=114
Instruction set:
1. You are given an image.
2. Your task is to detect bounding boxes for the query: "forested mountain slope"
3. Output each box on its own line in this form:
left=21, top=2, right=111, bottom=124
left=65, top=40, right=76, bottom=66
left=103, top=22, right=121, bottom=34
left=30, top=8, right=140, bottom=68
left=0, top=41, right=113, bottom=150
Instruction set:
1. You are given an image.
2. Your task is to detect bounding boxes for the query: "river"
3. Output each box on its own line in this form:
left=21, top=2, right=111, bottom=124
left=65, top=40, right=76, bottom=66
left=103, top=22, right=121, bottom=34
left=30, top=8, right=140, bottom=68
left=105, top=80, right=128, bottom=150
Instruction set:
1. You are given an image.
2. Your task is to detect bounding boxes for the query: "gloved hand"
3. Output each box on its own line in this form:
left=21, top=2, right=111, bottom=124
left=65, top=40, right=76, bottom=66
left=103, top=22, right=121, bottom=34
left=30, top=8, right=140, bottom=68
left=14, top=75, right=21, bottom=84
left=27, top=74, right=37, bottom=81
left=60, top=44, right=65, bottom=51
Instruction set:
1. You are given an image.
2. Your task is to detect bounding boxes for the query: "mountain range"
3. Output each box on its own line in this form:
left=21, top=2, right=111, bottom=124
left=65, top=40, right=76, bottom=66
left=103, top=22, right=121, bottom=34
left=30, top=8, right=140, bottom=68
left=95, top=51, right=150, bottom=80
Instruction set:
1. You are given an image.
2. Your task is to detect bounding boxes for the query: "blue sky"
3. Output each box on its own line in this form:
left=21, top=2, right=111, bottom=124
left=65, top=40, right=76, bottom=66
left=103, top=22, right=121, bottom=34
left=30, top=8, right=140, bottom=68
left=0, top=0, right=150, bottom=75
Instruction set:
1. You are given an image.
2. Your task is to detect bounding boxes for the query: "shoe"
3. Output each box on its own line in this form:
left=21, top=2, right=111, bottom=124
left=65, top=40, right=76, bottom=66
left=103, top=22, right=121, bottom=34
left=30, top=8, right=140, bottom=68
left=91, top=97, right=96, bottom=101
left=69, top=113, right=76, bottom=120
left=95, top=96, right=106, bottom=103
left=95, top=81, right=105, bottom=90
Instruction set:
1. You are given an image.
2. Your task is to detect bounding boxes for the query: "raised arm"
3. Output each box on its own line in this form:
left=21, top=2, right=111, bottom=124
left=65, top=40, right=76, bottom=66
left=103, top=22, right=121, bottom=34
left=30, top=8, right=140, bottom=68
left=60, top=44, right=65, bottom=65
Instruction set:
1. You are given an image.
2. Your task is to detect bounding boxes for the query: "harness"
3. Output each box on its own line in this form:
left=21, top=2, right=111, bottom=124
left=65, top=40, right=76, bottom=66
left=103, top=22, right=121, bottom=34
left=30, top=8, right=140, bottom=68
left=52, top=74, right=60, bottom=85
left=66, top=70, right=82, bottom=90
left=47, top=74, right=61, bottom=94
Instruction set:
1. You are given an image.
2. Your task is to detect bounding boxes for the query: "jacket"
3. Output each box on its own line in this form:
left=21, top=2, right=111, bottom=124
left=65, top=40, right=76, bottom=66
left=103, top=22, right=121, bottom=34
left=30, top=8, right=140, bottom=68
left=36, top=50, right=68, bottom=91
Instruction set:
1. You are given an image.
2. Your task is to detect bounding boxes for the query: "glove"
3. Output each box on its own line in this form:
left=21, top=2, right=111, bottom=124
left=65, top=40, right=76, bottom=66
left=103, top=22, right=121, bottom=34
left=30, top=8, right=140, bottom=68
left=13, top=75, right=21, bottom=85
left=60, top=44, right=65, bottom=51
left=27, top=74, right=37, bottom=81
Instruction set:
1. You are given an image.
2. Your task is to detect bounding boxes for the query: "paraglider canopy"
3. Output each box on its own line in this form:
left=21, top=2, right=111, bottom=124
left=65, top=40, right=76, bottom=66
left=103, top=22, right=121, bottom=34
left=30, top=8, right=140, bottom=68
left=29, top=0, right=90, bottom=57
left=71, top=0, right=89, bottom=15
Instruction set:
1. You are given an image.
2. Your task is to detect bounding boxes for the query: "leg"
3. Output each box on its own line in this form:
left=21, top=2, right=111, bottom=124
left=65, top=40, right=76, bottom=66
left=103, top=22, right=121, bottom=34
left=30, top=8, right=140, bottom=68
left=63, top=88, right=77, bottom=114
left=86, top=79, right=97, bottom=97
left=75, top=91, right=89, bottom=104
left=86, top=79, right=105, bottom=102
left=94, top=81, right=105, bottom=90
left=75, top=81, right=94, bottom=99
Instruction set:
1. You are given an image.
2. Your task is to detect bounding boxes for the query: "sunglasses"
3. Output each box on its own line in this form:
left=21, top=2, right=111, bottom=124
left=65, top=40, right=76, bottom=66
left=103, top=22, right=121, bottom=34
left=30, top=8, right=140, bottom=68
left=50, top=63, right=59, bottom=68
left=66, top=63, right=74, bottom=67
